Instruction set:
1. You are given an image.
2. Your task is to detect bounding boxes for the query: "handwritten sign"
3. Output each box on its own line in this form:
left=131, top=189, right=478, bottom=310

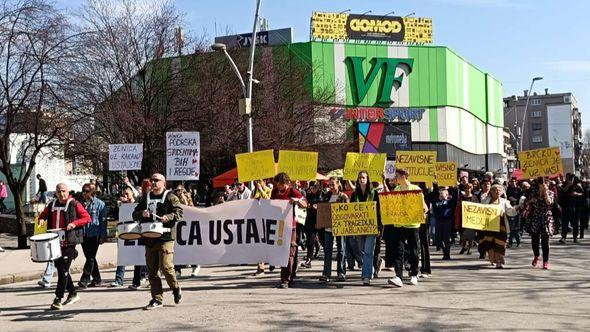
left=461, top=201, right=502, bottom=232
left=435, top=162, right=457, bottom=187
left=518, top=147, right=563, bottom=179
left=379, top=191, right=425, bottom=225
left=331, top=202, right=378, bottom=236
left=166, top=132, right=200, bottom=181
left=385, top=160, right=396, bottom=179
left=295, top=205, right=307, bottom=225
left=343, top=152, right=386, bottom=181
left=395, top=151, right=436, bottom=184
left=277, top=150, right=318, bottom=181
left=109, top=144, right=143, bottom=171
left=316, top=203, right=332, bottom=229
left=235, top=150, right=276, bottom=183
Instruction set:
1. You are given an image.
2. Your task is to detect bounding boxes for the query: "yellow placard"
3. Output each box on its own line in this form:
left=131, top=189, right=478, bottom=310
left=395, top=151, right=437, bottom=184
left=277, top=150, right=318, bottom=181
left=331, top=202, right=378, bottom=236
left=435, top=162, right=457, bottom=187
left=343, top=152, right=386, bottom=181
left=518, top=147, right=563, bottom=179
left=379, top=191, right=425, bottom=226
left=462, top=201, right=502, bottom=232
left=33, top=216, right=46, bottom=235
left=235, top=150, right=276, bottom=183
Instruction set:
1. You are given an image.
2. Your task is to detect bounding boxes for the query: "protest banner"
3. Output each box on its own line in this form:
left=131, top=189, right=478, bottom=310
left=116, top=203, right=145, bottom=266
left=395, top=150, right=436, bottom=184
left=343, top=152, right=386, bottom=180
left=235, top=149, right=276, bottom=182
left=435, top=161, right=457, bottom=187
left=379, top=190, right=425, bottom=225
left=331, top=202, right=378, bottom=236
left=166, top=132, right=200, bottom=181
left=385, top=160, right=396, bottom=179
left=295, top=205, right=307, bottom=225
left=461, top=201, right=502, bottom=232
left=117, top=199, right=294, bottom=267
left=109, top=144, right=143, bottom=171
left=518, top=147, right=563, bottom=179
left=277, top=150, right=318, bottom=181
left=316, top=203, right=332, bottom=229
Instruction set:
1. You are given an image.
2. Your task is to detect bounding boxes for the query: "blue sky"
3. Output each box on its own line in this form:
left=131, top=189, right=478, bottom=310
left=59, top=0, right=590, bottom=129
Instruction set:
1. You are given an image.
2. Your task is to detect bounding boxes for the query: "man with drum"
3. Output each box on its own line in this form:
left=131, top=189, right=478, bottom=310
left=132, top=173, right=183, bottom=310
left=38, top=183, right=91, bottom=310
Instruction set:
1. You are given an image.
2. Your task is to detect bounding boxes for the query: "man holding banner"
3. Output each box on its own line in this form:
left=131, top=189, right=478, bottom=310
left=133, top=173, right=183, bottom=310
left=387, top=168, right=428, bottom=288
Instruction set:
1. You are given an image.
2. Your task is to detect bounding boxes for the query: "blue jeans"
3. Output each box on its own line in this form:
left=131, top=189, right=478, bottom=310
left=357, top=235, right=376, bottom=279
left=41, top=261, right=54, bottom=284
left=115, top=265, right=147, bottom=285
left=322, top=231, right=346, bottom=279
left=39, top=192, right=47, bottom=204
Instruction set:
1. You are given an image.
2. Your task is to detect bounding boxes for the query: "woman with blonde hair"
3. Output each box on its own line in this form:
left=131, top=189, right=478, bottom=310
left=478, top=184, right=516, bottom=268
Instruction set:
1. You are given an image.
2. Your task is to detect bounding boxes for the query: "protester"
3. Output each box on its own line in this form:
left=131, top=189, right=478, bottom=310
left=456, top=183, right=479, bottom=255
left=227, top=181, right=252, bottom=200
left=350, top=171, right=381, bottom=285
left=0, top=180, right=7, bottom=213
left=133, top=173, right=183, bottom=310
left=523, top=178, right=555, bottom=269
left=269, top=172, right=307, bottom=288
left=320, top=177, right=349, bottom=283
left=478, top=184, right=516, bottom=268
left=506, top=178, right=523, bottom=248
left=387, top=168, right=428, bottom=287
left=36, top=174, right=48, bottom=204
left=38, top=183, right=91, bottom=310
left=78, top=183, right=107, bottom=288
left=252, top=180, right=271, bottom=199
left=300, top=182, right=322, bottom=269
left=432, top=186, right=458, bottom=260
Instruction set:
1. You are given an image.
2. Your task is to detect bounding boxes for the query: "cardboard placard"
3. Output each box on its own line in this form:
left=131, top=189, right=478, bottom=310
left=235, top=150, right=276, bottom=183
left=518, top=147, right=563, bottom=179
left=166, top=132, right=200, bottom=181
left=343, top=152, right=386, bottom=181
left=395, top=151, right=436, bottom=184
left=435, top=162, right=457, bottom=187
left=109, top=144, right=143, bottom=171
left=316, top=203, right=332, bottom=229
left=277, top=150, right=318, bottom=181
left=461, top=201, right=502, bottom=232
left=379, top=190, right=425, bottom=225
left=331, top=202, right=378, bottom=236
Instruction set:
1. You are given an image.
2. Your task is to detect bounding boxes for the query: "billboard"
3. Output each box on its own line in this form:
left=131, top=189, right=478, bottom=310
left=214, top=28, right=293, bottom=48
left=546, top=104, right=573, bottom=159
left=358, top=122, right=412, bottom=157
left=311, top=12, right=433, bottom=43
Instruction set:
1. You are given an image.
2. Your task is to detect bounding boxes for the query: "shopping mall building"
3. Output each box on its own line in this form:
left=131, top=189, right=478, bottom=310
left=281, top=40, right=505, bottom=174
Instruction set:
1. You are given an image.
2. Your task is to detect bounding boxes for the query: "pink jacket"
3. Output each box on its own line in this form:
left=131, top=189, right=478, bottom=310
left=0, top=184, right=7, bottom=198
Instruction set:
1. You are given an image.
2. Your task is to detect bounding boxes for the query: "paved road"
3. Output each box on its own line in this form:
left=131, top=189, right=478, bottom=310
left=1, top=237, right=589, bottom=331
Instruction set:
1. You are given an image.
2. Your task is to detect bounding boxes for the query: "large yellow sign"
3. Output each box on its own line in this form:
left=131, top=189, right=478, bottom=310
left=379, top=191, right=425, bottom=226
left=395, top=151, right=437, bottom=184
left=518, top=147, right=563, bottom=179
left=331, top=202, right=378, bottom=236
left=462, top=201, right=502, bottom=232
left=343, top=152, right=386, bottom=181
left=435, top=162, right=457, bottom=187
left=277, top=150, right=318, bottom=181
left=311, top=11, right=433, bottom=44
left=235, top=150, right=276, bottom=183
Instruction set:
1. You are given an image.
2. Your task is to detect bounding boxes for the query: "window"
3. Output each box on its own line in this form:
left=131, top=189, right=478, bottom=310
left=531, top=111, right=542, bottom=118
left=532, top=136, right=543, bottom=143
left=531, top=123, right=542, bottom=131
left=530, top=99, right=541, bottom=106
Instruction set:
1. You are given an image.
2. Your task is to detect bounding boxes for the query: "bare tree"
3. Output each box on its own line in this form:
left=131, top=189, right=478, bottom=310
left=0, top=0, right=88, bottom=247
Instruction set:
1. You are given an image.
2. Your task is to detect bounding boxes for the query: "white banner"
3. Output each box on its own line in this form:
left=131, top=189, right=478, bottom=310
left=166, top=132, right=200, bottom=181
left=117, top=200, right=294, bottom=267
left=109, top=144, right=143, bottom=171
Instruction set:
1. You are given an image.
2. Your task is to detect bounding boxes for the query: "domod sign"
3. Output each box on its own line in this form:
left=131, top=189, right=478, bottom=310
left=345, top=56, right=414, bottom=105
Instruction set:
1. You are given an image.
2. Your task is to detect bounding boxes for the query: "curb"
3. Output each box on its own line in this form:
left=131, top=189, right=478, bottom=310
left=0, top=261, right=117, bottom=286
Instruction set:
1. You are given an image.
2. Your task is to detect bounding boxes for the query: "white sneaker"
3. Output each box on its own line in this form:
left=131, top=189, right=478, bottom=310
left=419, top=273, right=430, bottom=279
left=0, top=246, right=5, bottom=252
left=191, top=266, right=200, bottom=277
left=387, top=277, right=403, bottom=288
left=410, top=276, right=418, bottom=285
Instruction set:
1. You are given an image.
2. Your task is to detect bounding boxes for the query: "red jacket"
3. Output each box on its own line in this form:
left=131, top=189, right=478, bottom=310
left=39, top=197, right=91, bottom=230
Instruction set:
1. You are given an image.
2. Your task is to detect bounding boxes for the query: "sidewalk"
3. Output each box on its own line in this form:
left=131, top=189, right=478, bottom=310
left=0, top=234, right=118, bottom=285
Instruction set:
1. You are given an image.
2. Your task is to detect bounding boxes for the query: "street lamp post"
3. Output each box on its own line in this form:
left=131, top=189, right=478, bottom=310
left=519, top=76, right=543, bottom=152
left=211, top=0, right=262, bottom=154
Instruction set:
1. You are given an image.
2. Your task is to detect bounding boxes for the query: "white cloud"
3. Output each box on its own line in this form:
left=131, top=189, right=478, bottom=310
left=546, top=60, right=590, bottom=73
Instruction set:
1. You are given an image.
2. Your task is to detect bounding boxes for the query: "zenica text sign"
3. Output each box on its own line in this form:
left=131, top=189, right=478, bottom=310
left=345, top=56, right=414, bottom=105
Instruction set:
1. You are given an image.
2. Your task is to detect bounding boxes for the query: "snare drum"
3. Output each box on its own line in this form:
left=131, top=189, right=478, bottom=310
left=141, top=222, right=169, bottom=238
left=29, top=233, right=62, bottom=262
left=117, top=221, right=141, bottom=240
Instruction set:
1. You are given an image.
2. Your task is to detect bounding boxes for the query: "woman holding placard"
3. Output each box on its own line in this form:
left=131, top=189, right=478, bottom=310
left=350, top=171, right=381, bottom=286
left=319, top=177, right=349, bottom=283
left=479, top=185, right=516, bottom=268
left=522, top=178, right=555, bottom=269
